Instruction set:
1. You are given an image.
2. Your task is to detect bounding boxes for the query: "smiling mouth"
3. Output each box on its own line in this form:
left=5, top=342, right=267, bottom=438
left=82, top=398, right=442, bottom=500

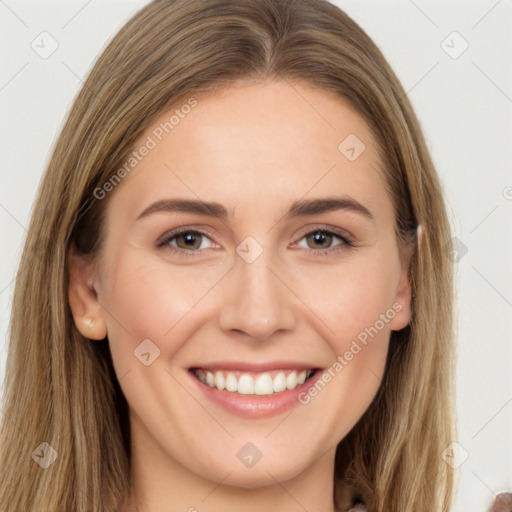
left=189, top=368, right=319, bottom=395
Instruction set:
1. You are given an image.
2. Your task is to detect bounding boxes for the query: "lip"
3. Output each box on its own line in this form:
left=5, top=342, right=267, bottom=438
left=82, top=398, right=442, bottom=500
left=189, top=361, right=318, bottom=372
left=187, top=366, right=324, bottom=419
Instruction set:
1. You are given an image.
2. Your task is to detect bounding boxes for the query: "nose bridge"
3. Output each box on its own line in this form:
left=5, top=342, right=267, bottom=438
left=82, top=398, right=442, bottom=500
left=218, top=244, right=296, bottom=339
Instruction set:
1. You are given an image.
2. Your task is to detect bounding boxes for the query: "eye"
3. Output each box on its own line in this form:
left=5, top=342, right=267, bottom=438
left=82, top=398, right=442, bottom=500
left=156, top=228, right=219, bottom=255
left=156, top=225, right=355, bottom=257
left=294, top=227, right=354, bottom=256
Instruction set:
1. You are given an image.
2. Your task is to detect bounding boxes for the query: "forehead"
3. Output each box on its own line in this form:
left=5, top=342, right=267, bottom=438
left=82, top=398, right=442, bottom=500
left=105, top=79, right=390, bottom=223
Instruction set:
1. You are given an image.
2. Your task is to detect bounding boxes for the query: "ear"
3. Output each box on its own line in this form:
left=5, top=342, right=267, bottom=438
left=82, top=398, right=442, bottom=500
left=68, top=242, right=108, bottom=340
left=388, top=239, right=415, bottom=332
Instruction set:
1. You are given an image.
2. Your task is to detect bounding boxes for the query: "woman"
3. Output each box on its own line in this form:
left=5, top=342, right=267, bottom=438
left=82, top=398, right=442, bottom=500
left=0, top=0, right=509, bottom=510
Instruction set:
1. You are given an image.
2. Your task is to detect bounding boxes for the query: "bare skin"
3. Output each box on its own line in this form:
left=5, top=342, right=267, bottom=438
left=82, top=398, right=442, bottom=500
left=492, top=493, right=512, bottom=512
left=68, top=79, right=413, bottom=512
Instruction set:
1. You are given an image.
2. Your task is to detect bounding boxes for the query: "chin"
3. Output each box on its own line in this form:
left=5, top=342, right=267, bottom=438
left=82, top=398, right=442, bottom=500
left=206, top=459, right=306, bottom=489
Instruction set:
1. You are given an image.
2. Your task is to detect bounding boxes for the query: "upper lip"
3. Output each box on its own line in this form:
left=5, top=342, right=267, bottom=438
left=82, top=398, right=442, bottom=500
left=189, top=361, right=321, bottom=372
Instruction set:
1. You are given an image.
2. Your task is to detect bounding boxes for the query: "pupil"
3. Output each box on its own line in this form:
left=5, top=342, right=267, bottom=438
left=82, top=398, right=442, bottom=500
left=180, top=232, right=200, bottom=249
left=310, top=231, right=330, bottom=249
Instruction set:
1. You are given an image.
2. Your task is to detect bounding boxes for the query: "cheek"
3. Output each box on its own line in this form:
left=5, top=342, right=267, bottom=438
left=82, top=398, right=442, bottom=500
left=99, top=251, right=215, bottom=369
left=291, top=253, right=399, bottom=345
left=291, top=261, right=396, bottom=431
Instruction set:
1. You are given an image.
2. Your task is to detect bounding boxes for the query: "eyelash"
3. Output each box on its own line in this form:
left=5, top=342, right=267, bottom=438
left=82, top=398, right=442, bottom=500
left=156, top=225, right=355, bottom=257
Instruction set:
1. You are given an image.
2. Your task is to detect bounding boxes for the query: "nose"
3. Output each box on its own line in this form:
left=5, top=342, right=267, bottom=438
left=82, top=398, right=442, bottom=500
left=218, top=250, right=297, bottom=340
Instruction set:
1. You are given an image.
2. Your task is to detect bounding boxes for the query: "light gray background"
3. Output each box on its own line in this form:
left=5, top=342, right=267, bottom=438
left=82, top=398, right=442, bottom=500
left=1, top=1, right=511, bottom=510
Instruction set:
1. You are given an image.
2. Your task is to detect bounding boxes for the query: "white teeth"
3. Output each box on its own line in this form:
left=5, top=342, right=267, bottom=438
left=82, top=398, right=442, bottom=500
left=214, top=371, right=225, bottom=391
left=286, top=371, right=297, bottom=390
left=254, top=374, right=274, bottom=395
left=237, top=374, right=255, bottom=394
left=194, top=368, right=314, bottom=395
left=225, top=372, right=238, bottom=392
left=272, top=372, right=286, bottom=393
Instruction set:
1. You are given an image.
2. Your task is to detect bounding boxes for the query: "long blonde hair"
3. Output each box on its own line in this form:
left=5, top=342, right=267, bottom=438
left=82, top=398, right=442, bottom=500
left=0, top=1, right=456, bottom=510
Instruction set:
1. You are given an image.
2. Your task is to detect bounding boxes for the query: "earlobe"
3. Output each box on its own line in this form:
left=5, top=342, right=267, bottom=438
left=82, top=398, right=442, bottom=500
left=68, top=243, right=108, bottom=340
left=389, top=275, right=412, bottom=331
left=389, top=245, right=414, bottom=332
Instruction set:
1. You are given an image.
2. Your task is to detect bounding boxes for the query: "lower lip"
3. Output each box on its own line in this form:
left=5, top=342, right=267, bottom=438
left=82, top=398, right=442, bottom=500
left=187, top=369, right=324, bottom=419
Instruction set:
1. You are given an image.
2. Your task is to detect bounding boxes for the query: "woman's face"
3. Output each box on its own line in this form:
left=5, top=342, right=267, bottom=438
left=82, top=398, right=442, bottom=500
left=70, top=80, right=411, bottom=493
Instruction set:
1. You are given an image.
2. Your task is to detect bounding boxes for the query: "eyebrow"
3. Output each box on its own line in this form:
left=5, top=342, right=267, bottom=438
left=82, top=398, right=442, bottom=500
left=136, top=196, right=375, bottom=222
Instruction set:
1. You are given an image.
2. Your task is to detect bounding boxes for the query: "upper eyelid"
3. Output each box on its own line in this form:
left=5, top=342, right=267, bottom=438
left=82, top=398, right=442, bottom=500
left=156, top=224, right=216, bottom=241
left=293, top=223, right=354, bottom=241
left=291, top=229, right=353, bottom=250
